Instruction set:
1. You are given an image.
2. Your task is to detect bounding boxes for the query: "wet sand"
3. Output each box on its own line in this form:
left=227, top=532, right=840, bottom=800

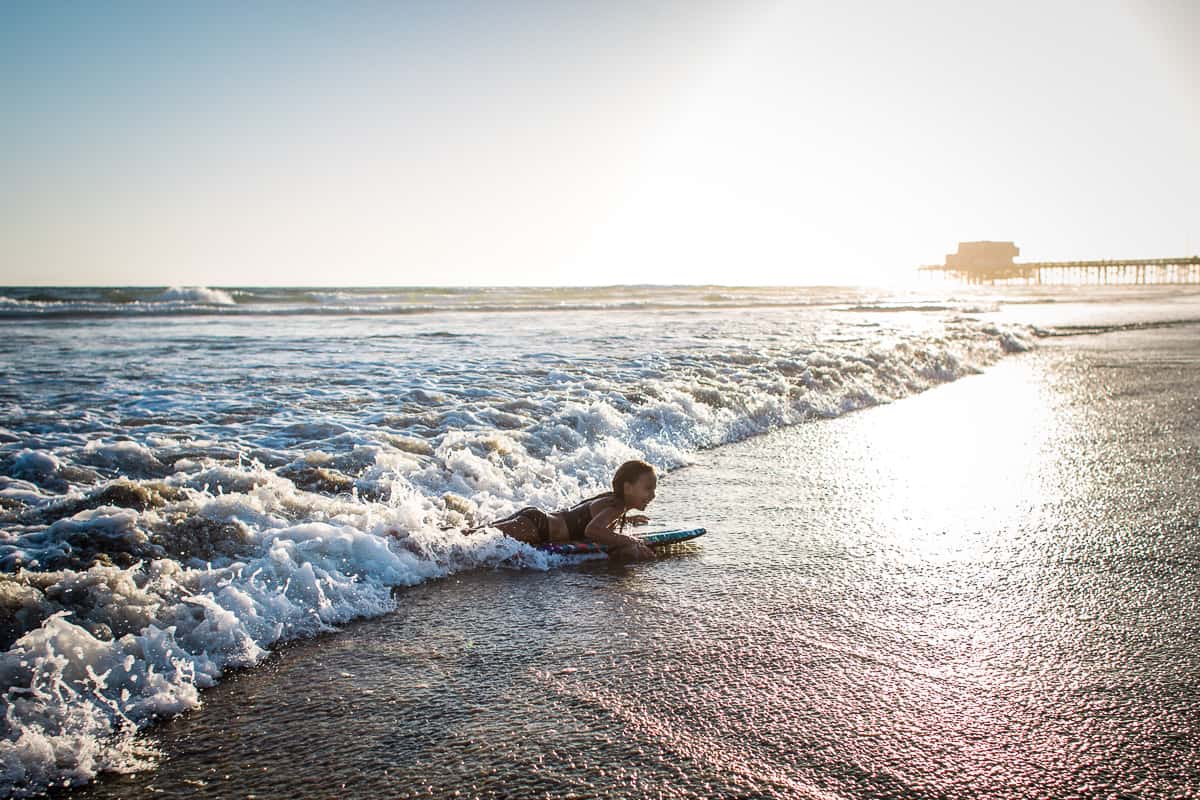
left=65, top=325, right=1200, bottom=800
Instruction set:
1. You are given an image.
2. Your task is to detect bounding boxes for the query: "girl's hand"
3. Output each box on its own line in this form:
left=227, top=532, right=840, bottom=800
left=614, top=539, right=655, bottom=560
left=626, top=514, right=650, bottom=527
left=628, top=538, right=654, bottom=560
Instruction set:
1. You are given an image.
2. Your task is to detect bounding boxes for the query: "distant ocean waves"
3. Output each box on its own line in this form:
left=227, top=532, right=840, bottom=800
left=0, top=296, right=1035, bottom=796
left=0, top=285, right=1005, bottom=318
left=1, top=286, right=238, bottom=315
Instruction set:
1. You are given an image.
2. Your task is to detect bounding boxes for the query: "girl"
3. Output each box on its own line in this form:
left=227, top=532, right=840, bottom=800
left=482, top=460, right=657, bottom=560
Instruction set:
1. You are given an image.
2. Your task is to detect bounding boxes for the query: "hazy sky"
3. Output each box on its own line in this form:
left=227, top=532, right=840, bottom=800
left=2, top=0, right=1197, bottom=286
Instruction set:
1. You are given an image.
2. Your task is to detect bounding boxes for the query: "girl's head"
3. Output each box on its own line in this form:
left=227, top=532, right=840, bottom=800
left=612, top=460, right=657, bottom=510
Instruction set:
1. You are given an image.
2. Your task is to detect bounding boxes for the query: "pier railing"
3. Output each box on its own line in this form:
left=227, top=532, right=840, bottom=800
left=917, top=256, right=1200, bottom=285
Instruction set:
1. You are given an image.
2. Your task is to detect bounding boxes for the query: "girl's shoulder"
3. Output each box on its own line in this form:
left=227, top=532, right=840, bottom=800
left=585, top=491, right=619, bottom=510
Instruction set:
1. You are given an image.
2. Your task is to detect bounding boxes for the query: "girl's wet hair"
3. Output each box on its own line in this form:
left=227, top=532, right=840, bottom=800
left=611, top=459, right=655, bottom=499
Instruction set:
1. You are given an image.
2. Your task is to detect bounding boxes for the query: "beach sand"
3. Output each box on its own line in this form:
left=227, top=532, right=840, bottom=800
left=62, top=325, right=1200, bottom=800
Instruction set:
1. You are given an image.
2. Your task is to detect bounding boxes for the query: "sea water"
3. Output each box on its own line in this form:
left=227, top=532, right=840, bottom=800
left=0, top=285, right=1197, bottom=798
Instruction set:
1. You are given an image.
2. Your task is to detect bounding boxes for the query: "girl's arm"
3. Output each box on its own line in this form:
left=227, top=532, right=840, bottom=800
left=584, top=504, right=653, bottom=558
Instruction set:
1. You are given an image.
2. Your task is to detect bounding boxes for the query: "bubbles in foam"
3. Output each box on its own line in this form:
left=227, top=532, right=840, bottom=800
left=80, top=441, right=167, bottom=479
left=9, top=451, right=60, bottom=483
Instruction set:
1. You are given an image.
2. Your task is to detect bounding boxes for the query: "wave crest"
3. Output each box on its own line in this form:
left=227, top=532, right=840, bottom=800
left=155, top=287, right=236, bottom=306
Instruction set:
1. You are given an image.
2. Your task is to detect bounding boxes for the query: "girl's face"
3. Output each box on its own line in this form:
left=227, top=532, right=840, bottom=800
left=623, top=471, right=657, bottom=510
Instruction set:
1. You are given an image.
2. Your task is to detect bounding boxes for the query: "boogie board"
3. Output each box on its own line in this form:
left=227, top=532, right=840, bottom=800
left=538, top=527, right=706, bottom=555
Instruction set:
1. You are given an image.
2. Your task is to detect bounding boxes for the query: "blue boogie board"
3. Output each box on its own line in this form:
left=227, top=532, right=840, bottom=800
left=538, top=527, right=706, bottom=555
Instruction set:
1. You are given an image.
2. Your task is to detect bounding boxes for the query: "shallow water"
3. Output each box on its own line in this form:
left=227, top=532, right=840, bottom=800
left=64, top=324, right=1200, bottom=800
left=2, top=285, right=1199, bottom=797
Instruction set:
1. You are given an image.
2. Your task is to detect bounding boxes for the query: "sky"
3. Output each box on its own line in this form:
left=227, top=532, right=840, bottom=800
left=1, top=0, right=1197, bottom=287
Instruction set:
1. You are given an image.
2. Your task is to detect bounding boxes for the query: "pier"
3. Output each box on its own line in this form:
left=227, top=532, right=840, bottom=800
left=918, top=242, right=1200, bottom=285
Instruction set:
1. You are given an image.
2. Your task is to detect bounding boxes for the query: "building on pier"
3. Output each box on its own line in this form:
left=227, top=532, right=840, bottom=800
left=919, top=242, right=1200, bottom=285
left=945, top=241, right=1020, bottom=272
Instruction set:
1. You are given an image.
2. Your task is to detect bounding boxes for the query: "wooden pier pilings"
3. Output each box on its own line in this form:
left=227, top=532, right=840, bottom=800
left=918, top=256, right=1200, bottom=285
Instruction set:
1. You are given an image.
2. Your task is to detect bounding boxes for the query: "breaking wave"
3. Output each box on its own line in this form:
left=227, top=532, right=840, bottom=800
left=154, top=287, right=236, bottom=306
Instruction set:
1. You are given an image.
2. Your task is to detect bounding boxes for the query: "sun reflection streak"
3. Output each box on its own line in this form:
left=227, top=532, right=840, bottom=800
left=783, top=349, right=1158, bottom=794
left=858, top=359, right=1062, bottom=560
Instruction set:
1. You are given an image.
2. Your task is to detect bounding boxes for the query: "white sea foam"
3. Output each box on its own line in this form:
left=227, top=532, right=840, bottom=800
left=8, top=453, right=60, bottom=483
left=154, top=287, right=236, bottom=306
left=0, top=494, right=547, bottom=795
left=80, top=441, right=166, bottom=478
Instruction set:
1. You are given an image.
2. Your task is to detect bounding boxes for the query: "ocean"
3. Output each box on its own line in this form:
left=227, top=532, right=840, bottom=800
left=1, top=284, right=1198, bottom=798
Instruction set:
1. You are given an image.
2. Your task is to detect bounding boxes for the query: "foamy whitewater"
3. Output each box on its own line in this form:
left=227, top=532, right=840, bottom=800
left=0, top=284, right=1061, bottom=795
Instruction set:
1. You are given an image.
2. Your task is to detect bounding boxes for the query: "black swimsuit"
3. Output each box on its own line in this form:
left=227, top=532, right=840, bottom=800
left=562, top=492, right=614, bottom=540
left=498, top=492, right=616, bottom=543
left=506, top=507, right=551, bottom=542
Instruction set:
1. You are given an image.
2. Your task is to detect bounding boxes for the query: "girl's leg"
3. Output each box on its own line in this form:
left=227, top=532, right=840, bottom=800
left=488, top=508, right=548, bottom=545
left=492, top=515, right=540, bottom=545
